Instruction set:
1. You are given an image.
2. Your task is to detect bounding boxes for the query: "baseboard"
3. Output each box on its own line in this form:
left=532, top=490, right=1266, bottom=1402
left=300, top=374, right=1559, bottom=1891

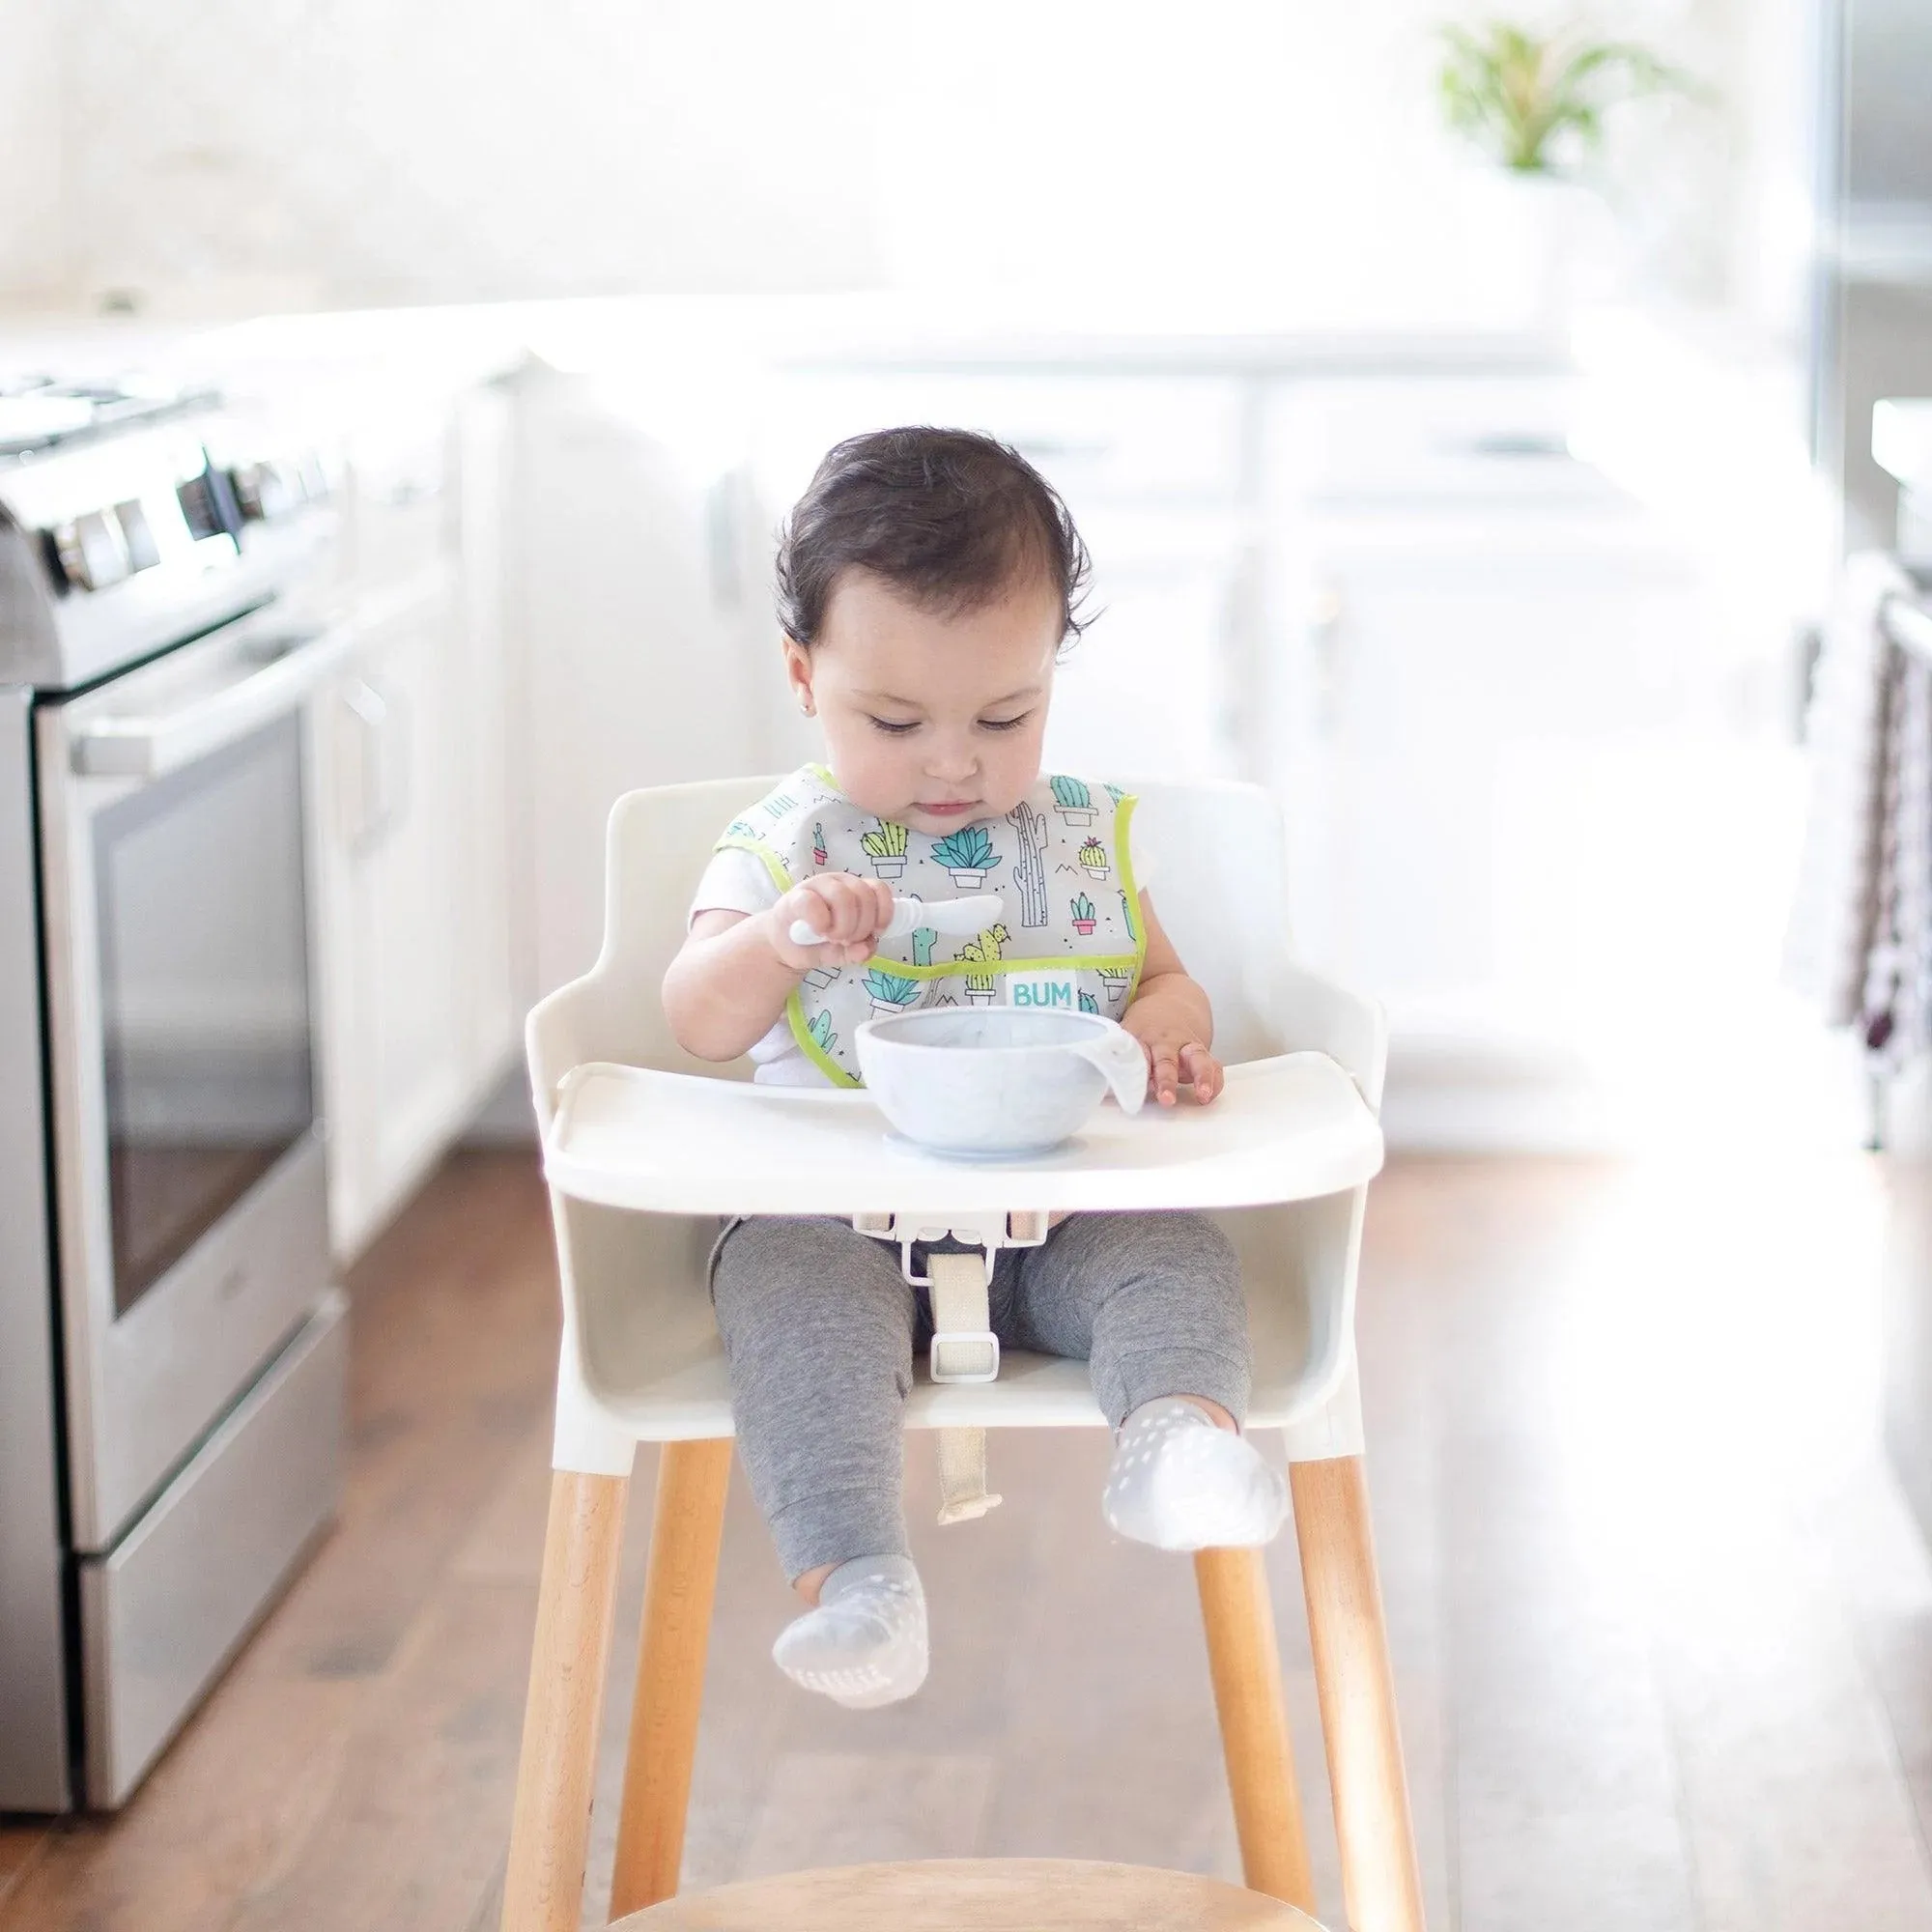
left=460, top=1065, right=538, bottom=1147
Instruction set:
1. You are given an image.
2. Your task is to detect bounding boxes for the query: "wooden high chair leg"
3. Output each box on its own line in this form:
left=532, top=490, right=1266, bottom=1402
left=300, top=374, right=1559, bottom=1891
left=1291, top=1455, right=1427, bottom=1932
left=1194, top=1546, right=1318, bottom=1915
left=501, top=1469, right=630, bottom=1932
left=608, top=1437, right=734, bottom=1918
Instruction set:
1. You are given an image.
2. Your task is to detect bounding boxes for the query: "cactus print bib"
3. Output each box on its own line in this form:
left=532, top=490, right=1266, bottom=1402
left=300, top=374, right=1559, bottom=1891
left=715, top=764, right=1147, bottom=1088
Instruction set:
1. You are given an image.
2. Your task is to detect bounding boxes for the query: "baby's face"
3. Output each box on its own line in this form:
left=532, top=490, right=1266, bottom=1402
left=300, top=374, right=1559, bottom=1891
left=786, top=568, right=1060, bottom=837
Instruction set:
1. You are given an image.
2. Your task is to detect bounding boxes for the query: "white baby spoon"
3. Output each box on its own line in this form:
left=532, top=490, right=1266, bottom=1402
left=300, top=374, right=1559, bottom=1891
left=788, top=894, right=1005, bottom=948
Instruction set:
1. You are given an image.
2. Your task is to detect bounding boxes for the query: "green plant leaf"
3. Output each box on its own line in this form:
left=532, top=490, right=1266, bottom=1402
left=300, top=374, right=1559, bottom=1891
left=1434, top=18, right=1709, bottom=173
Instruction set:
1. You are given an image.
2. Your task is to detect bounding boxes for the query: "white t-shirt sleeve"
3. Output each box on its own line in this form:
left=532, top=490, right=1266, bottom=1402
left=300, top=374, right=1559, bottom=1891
left=685, top=848, right=817, bottom=1077
left=688, top=846, right=782, bottom=925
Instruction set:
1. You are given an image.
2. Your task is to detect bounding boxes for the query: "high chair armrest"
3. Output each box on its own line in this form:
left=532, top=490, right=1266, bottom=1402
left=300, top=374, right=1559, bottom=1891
left=526, top=966, right=617, bottom=1135
left=1254, top=959, right=1387, bottom=1112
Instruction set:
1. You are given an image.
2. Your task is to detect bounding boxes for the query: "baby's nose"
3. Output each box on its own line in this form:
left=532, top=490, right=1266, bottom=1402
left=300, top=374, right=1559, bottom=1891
left=924, top=740, right=979, bottom=782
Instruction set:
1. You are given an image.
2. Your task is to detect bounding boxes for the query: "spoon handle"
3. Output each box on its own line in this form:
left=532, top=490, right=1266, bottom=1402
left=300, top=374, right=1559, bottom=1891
left=788, top=894, right=1004, bottom=948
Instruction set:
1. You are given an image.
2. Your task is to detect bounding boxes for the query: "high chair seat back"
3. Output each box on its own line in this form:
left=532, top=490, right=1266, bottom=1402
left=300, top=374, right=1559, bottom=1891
left=527, top=774, right=1380, bottom=1105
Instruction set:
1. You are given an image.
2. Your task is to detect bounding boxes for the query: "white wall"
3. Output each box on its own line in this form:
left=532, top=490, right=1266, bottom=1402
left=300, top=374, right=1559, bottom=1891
left=0, top=0, right=1817, bottom=337
left=0, top=0, right=65, bottom=298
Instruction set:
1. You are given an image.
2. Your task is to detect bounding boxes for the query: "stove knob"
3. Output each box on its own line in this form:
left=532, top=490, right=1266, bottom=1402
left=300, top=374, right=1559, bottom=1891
left=48, top=509, right=129, bottom=591
left=229, top=462, right=266, bottom=521
left=230, top=460, right=299, bottom=522
left=177, top=466, right=241, bottom=542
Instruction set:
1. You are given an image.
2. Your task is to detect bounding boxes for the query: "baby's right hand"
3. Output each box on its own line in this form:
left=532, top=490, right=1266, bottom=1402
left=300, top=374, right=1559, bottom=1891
left=768, top=871, right=895, bottom=971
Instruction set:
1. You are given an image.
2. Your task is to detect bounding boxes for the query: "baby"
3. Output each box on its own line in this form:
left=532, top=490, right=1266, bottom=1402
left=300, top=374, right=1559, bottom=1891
left=663, top=427, right=1287, bottom=1709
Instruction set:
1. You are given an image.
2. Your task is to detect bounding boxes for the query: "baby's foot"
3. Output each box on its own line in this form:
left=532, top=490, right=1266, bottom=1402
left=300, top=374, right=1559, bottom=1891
left=1102, top=1398, right=1288, bottom=1551
left=772, top=1554, right=928, bottom=1709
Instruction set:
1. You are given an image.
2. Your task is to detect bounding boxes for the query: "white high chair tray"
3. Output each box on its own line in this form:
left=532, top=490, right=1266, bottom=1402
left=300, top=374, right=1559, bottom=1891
left=545, top=1051, right=1382, bottom=1218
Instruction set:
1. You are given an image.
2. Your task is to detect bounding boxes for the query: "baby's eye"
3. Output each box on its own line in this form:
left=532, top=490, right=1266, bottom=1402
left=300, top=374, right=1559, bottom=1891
left=980, top=713, right=1032, bottom=733
left=867, top=716, right=921, bottom=736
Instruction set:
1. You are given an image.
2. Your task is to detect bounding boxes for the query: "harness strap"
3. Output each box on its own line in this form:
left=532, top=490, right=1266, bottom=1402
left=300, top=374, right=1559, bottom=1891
left=925, top=1250, right=1003, bottom=1524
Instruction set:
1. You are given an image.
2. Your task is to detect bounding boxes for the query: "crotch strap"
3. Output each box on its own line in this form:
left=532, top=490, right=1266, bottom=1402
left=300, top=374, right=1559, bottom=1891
left=852, top=1212, right=1050, bottom=1526
left=925, top=1250, right=1003, bottom=1525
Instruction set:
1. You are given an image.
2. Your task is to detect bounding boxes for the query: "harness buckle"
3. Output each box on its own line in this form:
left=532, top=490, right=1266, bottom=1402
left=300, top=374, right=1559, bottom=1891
left=929, top=1329, right=1001, bottom=1383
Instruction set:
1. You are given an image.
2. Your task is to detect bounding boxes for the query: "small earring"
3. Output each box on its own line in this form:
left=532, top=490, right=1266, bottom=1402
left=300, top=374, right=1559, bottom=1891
left=799, top=698, right=813, bottom=716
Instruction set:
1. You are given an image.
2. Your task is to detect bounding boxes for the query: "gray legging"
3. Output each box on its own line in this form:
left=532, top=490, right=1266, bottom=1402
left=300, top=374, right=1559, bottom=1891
left=710, top=1210, right=1249, bottom=1580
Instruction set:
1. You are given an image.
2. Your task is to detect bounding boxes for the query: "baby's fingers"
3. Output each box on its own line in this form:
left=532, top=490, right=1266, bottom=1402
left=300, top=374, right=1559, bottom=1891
left=819, top=874, right=879, bottom=942
left=782, top=889, right=835, bottom=944
left=1149, top=1043, right=1181, bottom=1106
left=1179, top=1042, right=1223, bottom=1104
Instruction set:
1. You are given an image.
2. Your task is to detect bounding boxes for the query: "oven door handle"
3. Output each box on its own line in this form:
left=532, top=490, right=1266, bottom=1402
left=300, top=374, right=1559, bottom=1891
left=69, top=622, right=354, bottom=779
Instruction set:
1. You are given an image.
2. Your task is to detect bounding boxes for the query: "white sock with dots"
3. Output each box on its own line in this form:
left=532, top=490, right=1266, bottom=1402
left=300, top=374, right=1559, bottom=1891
left=1102, top=1398, right=1289, bottom=1551
left=772, top=1554, right=928, bottom=1710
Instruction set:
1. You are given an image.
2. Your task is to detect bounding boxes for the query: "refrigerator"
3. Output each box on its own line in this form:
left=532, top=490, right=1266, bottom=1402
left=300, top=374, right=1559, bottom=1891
left=1812, top=0, right=1932, bottom=555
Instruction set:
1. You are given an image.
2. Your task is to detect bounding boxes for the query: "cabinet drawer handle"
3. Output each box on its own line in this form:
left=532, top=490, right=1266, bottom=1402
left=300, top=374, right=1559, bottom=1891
left=339, top=677, right=411, bottom=851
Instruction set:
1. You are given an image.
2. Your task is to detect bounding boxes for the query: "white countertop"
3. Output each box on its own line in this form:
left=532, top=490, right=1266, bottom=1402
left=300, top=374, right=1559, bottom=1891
left=0, top=291, right=1575, bottom=403
left=1876, top=399, right=1932, bottom=491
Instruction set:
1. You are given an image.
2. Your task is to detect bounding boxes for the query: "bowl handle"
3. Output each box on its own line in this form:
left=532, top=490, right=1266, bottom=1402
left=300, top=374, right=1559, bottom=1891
left=1073, top=1025, right=1149, bottom=1115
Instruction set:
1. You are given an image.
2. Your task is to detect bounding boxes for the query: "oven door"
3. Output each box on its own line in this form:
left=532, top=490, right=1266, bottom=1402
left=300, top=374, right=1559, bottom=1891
left=39, top=605, right=349, bottom=1550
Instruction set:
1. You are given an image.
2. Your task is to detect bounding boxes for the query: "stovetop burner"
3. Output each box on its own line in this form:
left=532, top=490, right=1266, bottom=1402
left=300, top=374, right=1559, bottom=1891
left=0, top=373, right=331, bottom=690
left=0, top=376, right=218, bottom=457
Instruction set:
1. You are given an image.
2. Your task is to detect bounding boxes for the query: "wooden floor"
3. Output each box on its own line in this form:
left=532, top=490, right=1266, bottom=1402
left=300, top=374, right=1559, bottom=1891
left=3, top=1146, right=1928, bottom=1931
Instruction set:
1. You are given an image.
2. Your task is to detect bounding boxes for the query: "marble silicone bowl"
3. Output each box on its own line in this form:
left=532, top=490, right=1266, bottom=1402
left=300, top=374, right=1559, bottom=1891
left=855, top=1007, right=1148, bottom=1156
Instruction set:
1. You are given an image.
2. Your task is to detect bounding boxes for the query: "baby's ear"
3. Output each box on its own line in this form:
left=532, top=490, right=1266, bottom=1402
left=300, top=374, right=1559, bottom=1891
left=781, top=634, right=815, bottom=704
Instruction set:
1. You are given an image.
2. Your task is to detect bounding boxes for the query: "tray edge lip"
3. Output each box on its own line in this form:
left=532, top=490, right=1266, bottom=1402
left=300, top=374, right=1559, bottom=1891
left=543, top=1048, right=1383, bottom=1215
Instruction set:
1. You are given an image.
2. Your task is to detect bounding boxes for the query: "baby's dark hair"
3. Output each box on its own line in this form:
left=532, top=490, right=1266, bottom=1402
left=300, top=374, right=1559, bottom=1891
left=775, top=426, right=1092, bottom=647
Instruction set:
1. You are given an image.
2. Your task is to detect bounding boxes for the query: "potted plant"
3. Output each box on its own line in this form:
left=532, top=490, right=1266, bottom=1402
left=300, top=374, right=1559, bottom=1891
left=1437, top=22, right=1698, bottom=176
left=1051, top=775, right=1098, bottom=827
left=860, top=818, right=908, bottom=880
left=953, top=925, right=1010, bottom=1005
left=1070, top=893, right=1096, bottom=937
left=865, top=967, right=923, bottom=1017
left=932, top=824, right=1002, bottom=890
left=1435, top=19, right=1706, bottom=326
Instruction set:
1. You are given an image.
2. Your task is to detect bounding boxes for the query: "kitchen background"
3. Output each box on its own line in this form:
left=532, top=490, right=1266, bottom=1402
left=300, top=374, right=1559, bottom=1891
left=0, top=0, right=1802, bottom=320
left=1, top=0, right=1930, bottom=1925
left=0, top=0, right=1855, bottom=1165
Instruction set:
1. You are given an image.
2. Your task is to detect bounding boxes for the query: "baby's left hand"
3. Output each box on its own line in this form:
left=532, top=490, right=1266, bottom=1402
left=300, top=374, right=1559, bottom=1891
left=1122, top=1013, right=1223, bottom=1107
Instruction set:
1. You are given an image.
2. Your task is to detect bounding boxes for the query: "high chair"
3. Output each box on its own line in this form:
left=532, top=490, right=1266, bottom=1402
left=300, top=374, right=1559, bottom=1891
left=501, top=777, right=1425, bottom=1932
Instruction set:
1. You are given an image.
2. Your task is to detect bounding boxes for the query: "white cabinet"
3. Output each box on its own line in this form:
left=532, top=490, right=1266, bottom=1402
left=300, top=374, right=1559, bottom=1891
left=450, top=387, right=519, bottom=1092
left=515, top=367, right=772, bottom=1002
left=1261, top=377, right=1803, bottom=1146
left=313, top=385, right=518, bottom=1260
left=315, top=571, right=465, bottom=1255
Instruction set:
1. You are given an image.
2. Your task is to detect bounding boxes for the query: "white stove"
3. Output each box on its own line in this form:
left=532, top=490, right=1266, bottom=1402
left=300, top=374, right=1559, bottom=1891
left=0, top=378, right=347, bottom=1810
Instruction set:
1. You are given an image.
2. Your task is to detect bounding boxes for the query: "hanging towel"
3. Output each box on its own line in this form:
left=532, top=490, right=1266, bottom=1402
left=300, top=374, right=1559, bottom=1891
left=1861, top=635, right=1932, bottom=1068
left=1784, top=554, right=1917, bottom=1041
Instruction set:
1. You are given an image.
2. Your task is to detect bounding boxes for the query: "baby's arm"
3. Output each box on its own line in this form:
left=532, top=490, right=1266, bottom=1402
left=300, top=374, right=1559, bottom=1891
left=1122, top=892, right=1224, bottom=1106
left=663, top=871, right=894, bottom=1062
